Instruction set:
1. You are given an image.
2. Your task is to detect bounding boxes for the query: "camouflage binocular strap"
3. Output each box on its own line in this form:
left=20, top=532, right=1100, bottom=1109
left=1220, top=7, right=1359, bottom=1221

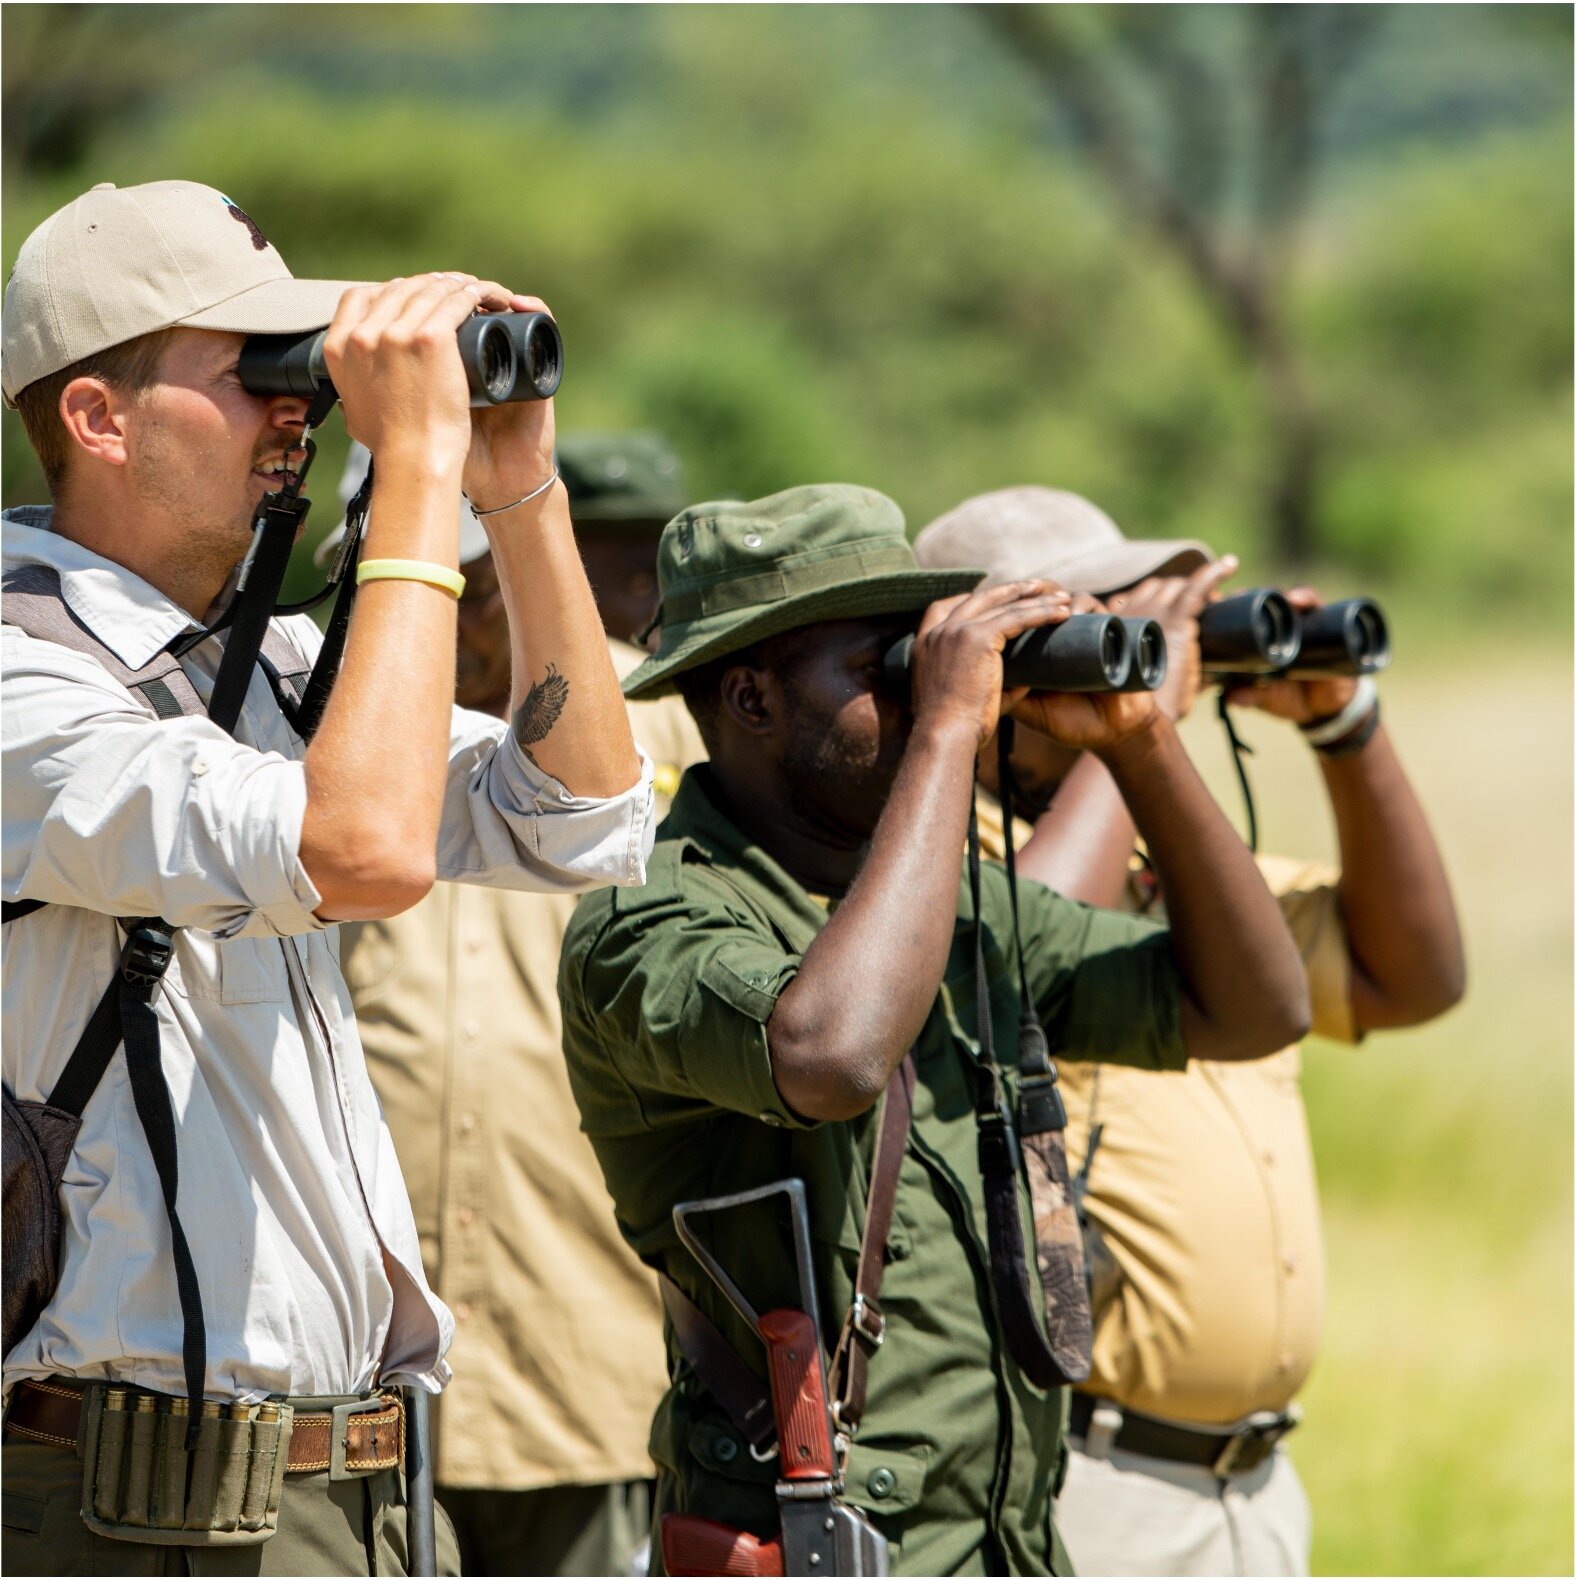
left=965, top=719, right=1092, bottom=1390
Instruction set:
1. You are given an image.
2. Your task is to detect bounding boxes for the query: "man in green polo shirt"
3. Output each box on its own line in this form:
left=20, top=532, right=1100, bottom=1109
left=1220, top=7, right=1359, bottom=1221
left=557, top=484, right=1311, bottom=1576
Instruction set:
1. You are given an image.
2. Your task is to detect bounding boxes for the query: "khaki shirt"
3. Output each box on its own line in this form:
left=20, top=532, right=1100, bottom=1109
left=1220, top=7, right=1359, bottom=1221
left=975, top=794, right=1357, bottom=1426
left=559, top=768, right=1190, bottom=1576
left=341, top=638, right=705, bottom=1490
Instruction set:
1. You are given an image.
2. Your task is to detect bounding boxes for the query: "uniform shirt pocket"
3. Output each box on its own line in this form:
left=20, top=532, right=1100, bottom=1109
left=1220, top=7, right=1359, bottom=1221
left=164, top=931, right=289, bottom=1005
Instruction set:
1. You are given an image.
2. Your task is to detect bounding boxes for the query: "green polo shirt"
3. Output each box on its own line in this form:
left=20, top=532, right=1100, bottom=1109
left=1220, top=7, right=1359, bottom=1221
left=559, top=768, right=1187, bottom=1577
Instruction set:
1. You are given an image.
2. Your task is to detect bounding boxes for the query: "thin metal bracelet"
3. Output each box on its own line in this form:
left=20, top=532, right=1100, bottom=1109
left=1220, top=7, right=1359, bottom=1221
left=468, top=466, right=560, bottom=518
left=1300, top=675, right=1378, bottom=746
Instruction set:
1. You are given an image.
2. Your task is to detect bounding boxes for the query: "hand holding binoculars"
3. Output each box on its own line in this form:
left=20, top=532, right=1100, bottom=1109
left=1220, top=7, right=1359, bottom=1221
left=884, top=612, right=1169, bottom=698
left=238, top=310, right=564, bottom=408
left=1198, top=590, right=1391, bottom=680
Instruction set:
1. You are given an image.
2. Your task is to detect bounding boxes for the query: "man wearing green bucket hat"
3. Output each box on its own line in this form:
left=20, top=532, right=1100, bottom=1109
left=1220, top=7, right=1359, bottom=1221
left=559, top=484, right=1310, bottom=1575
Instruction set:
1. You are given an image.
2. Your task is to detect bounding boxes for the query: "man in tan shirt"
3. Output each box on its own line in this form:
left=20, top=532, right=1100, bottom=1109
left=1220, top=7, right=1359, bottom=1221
left=335, top=434, right=705, bottom=1575
left=918, top=488, right=1465, bottom=1576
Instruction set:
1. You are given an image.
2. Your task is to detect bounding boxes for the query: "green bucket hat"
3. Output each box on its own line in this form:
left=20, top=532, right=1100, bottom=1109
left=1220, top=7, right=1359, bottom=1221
left=622, top=483, right=983, bottom=699
left=558, top=431, right=687, bottom=525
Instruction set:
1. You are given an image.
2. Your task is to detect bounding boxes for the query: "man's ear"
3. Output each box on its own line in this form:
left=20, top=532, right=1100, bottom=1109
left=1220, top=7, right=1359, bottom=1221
left=719, top=661, right=774, bottom=738
left=59, top=377, right=132, bottom=469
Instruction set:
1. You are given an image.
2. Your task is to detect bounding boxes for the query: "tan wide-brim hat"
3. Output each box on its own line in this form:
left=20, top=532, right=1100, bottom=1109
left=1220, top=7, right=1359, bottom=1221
left=914, top=486, right=1214, bottom=595
left=2, top=180, right=367, bottom=405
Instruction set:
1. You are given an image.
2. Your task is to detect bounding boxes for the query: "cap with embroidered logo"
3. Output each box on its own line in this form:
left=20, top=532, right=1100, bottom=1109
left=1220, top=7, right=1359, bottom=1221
left=2, top=179, right=366, bottom=406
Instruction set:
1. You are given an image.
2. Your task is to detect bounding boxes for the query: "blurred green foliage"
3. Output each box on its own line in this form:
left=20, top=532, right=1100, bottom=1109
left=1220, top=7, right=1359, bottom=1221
left=2, top=5, right=1569, bottom=618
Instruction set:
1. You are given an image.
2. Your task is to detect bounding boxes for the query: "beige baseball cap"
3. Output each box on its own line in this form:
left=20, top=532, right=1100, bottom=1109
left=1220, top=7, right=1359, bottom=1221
left=914, top=486, right=1213, bottom=595
left=2, top=179, right=366, bottom=406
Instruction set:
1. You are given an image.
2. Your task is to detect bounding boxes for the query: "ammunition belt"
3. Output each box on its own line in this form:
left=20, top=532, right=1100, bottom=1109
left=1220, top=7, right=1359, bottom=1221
left=4, top=1377, right=404, bottom=1476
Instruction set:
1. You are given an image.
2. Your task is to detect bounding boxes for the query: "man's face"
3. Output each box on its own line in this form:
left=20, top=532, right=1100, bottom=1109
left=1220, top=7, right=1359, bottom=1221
left=577, top=523, right=663, bottom=646
left=766, top=614, right=918, bottom=843
left=123, top=328, right=309, bottom=575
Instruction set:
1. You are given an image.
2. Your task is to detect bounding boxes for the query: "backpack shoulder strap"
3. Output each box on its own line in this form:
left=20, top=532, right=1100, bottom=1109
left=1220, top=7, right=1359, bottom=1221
left=3, top=564, right=204, bottom=721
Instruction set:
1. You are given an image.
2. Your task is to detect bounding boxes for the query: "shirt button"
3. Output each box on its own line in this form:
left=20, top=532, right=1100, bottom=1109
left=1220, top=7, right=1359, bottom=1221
left=1277, top=1352, right=1293, bottom=1373
left=1282, top=1252, right=1297, bottom=1275
left=191, top=759, right=210, bottom=778
left=465, top=936, right=484, bottom=954
left=462, top=1018, right=481, bottom=1041
left=457, top=1207, right=476, bottom=1228
left=458, top=1112, right=477, bottom=1134
left=454, top=1301, right=473, bottom=1323
left=713, top=1436, right=739, bottom=1464
left=867, top=1467, right=897, bottom=1498
left=1262, top=1148, right=1276, bottom=1167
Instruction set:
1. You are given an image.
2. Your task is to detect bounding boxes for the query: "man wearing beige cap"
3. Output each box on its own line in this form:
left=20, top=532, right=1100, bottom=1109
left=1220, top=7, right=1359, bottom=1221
left=1, top=179, right=653, bottom=1573
left=916, top=487, right=1464, bottom=1576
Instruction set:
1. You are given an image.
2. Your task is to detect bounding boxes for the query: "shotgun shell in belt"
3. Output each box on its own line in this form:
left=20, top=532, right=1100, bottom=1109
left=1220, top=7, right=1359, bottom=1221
left=256, top=1402, right=279, bottom=1423
left=105, top=1387, right=127, bottom=1412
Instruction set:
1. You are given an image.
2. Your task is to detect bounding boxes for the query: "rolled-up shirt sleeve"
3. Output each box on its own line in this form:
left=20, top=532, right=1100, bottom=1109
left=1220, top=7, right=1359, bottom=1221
left=2, top=630, right=323, bottom=938
left=435, top=704, right=654, bottom=893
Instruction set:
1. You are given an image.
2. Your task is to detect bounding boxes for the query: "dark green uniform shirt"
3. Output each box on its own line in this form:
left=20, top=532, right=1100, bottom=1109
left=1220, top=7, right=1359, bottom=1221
left=559, top=769, right=1188, bottom=1576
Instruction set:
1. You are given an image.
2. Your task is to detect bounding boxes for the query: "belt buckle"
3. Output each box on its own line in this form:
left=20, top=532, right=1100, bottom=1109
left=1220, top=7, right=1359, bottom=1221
left=330, top=1395, right=392, bottom=1481
left=1212, top=1408, right=1295, bottom=1478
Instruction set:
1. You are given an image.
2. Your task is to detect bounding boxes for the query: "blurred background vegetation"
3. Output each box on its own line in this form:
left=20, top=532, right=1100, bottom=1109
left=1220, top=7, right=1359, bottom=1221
left=3, top=5, right=1571, bottom=1573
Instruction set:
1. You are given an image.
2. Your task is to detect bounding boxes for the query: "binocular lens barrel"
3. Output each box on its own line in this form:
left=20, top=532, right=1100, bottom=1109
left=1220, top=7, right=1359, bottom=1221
left=237, top=310, right=564, bottom=408
left=1119, top=617, right=1169, bottom=692
left=1198, top=588, right=1302, bottom=676
left=1003, top=614, right=1131, bottom=693
left=882, top=613, right=1167, bottom=697
left=1282, top=597, right=1391, bottom=678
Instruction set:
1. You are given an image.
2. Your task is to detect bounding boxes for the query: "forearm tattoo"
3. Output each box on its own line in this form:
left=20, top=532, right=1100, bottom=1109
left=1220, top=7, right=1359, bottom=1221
left=512, top=663, right=570, bottom=765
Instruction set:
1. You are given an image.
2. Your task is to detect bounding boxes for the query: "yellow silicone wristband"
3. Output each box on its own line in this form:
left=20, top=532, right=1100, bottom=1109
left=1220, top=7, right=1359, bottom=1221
left=355, top=559, right=466, bottom=598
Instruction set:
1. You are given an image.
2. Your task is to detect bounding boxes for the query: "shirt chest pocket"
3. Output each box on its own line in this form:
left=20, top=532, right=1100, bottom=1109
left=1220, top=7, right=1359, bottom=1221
left=165, top=932, right=289, bottom=1005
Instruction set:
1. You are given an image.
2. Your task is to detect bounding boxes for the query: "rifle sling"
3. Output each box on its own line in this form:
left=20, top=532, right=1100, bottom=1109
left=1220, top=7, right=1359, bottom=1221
left=660, top=1054, right=916, bottom=1454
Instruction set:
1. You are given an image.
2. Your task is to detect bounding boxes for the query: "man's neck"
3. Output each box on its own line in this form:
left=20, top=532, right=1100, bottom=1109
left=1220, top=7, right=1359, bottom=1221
left=51, top=493, right=232, bottom=619
left=707, top=763, right=869, bottom=897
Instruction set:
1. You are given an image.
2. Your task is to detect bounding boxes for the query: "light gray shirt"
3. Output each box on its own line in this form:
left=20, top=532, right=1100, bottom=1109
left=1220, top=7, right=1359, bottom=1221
left=1, top=508, right=654, bottom=1401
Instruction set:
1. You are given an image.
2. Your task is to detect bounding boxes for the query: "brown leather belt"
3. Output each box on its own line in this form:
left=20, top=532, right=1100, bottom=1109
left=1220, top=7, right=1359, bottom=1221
left=3, top=1378, right=404, bottom=1476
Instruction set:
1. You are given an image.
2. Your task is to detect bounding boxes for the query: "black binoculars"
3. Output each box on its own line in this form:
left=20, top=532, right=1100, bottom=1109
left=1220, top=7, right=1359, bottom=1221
left=884, top=613, right=1168, bottom=696
left=1199, top=589, right=1391, bottom=679
left=238, top=310, right=563, bottom=407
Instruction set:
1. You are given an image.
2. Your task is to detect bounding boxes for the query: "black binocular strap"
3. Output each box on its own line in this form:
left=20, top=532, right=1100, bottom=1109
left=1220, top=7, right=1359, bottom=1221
left=207, top=491, right=309, bottom=735
left=1216, top=692, right=1260, bottom=853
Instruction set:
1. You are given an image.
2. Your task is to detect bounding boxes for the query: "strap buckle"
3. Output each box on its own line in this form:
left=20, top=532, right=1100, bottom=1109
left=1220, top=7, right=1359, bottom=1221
left=120, top=922, right=174, bottom=989
left=848, top=1293, right=885, bottom=1349
left=1211, top=1407, right=1299, bottom=1478
left=329, top=1395, right=393, bottom=1481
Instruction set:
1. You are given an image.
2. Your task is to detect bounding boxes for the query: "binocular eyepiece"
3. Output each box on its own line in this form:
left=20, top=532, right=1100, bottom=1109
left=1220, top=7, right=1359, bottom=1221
left=1198, top=589, right=1391, bottom=680
left=884, top=612, right=1168, bottom=697
left=237, top=310, right=564, bottom=408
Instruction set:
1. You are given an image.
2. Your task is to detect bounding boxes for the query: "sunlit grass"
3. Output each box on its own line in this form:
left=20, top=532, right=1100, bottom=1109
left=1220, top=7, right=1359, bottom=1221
left=1176, top=640, right=1574, bottom=1575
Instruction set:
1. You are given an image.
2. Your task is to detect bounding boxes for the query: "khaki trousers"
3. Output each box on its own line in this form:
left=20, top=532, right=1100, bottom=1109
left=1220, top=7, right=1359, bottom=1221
left=437, top=1480, right=653, bottom=1578
left=1054, top=1441, right=1311, bottom=1577
left=1, top=1439, right=461, bottom=1577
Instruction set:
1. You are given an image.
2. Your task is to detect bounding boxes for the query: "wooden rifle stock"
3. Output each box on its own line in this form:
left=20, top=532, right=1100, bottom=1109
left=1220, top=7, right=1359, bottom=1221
left=661, top=1513, right=785, bottom=1576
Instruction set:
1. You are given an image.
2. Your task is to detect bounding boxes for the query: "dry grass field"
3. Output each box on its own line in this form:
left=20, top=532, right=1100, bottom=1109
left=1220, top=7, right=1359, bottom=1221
left=1175, top=635, right=1574, bottom=1575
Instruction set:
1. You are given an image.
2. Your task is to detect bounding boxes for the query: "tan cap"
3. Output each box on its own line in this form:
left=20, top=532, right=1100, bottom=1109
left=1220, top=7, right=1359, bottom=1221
left=914, top=486, right=1213, bottom=595
left=2, top=180, right=366, bottom=406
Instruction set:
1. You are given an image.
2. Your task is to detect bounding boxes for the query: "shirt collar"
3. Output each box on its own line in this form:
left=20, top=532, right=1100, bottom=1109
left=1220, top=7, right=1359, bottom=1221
left=3, top=506, right=206, bottom=669
left=661, top=767, right=831, bottom=951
